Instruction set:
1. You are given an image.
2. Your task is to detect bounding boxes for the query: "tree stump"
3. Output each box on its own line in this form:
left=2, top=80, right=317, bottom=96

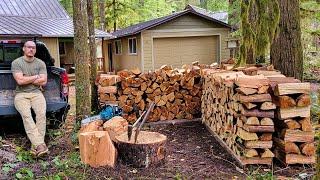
left=115, top=131, right=167, bottom=168
left=79, top=131, right=117, bottom=168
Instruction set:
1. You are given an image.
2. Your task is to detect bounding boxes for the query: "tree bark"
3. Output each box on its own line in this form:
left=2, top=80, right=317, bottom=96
left=73, top=0, right=91, bottom=120
left=87, top=0, right=98, bottom=112
left=270, top=0, right=303, bottom=80
left=99, top=0, right=106, bottom=31
left=246, top=2, right=258, bottom=64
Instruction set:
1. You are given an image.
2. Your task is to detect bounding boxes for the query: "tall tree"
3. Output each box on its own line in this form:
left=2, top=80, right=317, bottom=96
left=98, top=0, right=106, bottom=31
left=73, top=0, right=91, bottom=120
left=236, top=0, right=279, bottom=67
left=87, top=0, right=98, bottom=112
left=270, top=0, right=303, bottom=80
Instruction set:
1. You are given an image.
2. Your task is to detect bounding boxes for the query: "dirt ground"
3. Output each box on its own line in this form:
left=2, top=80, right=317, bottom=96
left=0, top=85, right=317, bottom=179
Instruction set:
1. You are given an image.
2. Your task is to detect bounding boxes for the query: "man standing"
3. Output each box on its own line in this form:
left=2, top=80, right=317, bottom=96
left=11, top=41, right=48, bottom=157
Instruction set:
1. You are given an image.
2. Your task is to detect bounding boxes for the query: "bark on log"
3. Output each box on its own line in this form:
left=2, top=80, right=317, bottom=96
left=115, top=131, right=167, bottom=168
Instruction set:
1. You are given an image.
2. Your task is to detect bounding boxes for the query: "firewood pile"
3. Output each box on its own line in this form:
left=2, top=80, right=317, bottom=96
left=202, top=70, right=276, bottom=165
left=96, top=65, right=203, bottom=123
left=270, top=78, right=315, bottom=165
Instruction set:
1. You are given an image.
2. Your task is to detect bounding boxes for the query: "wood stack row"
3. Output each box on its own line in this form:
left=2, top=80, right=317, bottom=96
left=235, top=75, right=276, bottom=165
left=271, top=78, right=315, bottom=165
left=201, top=70, right=275, bottom=165
left=97, top=65, right=203, bottom=123
left=96, top=74, right=121, bottom=106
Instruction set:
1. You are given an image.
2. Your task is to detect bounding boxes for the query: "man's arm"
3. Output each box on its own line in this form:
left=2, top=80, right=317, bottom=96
left=13, top=73, right=39, bottom=85
left=32, top=74, right=47, bottom=86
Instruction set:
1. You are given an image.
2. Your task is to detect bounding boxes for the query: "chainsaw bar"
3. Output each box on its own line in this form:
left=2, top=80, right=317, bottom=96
left=81, top=115, right=102, bottom=125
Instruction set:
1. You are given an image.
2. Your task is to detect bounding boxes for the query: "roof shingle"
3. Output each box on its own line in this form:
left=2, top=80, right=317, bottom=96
left=0, top=0, right=111, bottom=38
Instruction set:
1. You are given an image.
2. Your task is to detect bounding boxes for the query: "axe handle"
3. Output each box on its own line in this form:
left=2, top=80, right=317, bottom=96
left=134, top=102, right=155, bottom=143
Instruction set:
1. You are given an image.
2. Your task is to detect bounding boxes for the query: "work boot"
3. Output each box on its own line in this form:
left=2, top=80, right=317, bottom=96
left=36, top=144, right=49, bottom=157
left=30, top=145, right=37, bottom=156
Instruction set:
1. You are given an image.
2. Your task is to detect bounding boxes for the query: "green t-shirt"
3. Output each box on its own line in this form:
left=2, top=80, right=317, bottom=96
left=11, top=56, right=47, bottom=93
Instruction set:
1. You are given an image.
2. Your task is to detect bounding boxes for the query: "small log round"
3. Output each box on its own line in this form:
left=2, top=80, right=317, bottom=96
left=115, top=131, right=167, bottom=168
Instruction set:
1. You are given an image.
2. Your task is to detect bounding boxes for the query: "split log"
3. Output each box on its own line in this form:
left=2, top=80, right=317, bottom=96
left=260, top=102, right=276, bottom=110
left=261, top=149, right=274, bottom=158
left=98, top=86, right=117, bottom=94
left=259, top=133, right=273, bottom=141
left=103, top=116, right=128, bottom=142
left=239, top=94, right=272, bottom=103
left=80, top=120, right=104, bottom=133
left=299, top=117, right=313, bottom=132
left=284, top=119, right=301, bottom=130
left=79, top=131, right=117, bottom=168
left=245, top=117, right=260, bottom=126
left=260, top=118, right=274, bottom=126
left=275, top=148, right=315, bottom=165
left=274, top=83, right=310, bottom=96
left=244, top=141, right=272, bottom=149
left=115, top=131, right=167, bottom=168
left=243, top=102, right=257, bottom=110
left=235, top=76, right=270, bottom=89
left=296, top=94, right=311, bottom=107
left=244, top=149, right=259, bottom=157
left=257, top=85, right=270, bottom=94
left=278, top=106, right=310, bottom=119
left=268, top=77, right=301, bottom=91
left=236, top=87, right=257, bottom=95
left=300, top=143, right=316, bottom=156
left=275, top=95, right=296, bottom=108
left=237, top=128, right=258, bottom=140
left=241, top=109, right=274, bottom=118
left=98, top=75, right=120, bottom=86
left=273, top=137, right=300, bottom=154
left=281, top=129, right=314, bottom=143
left=243, top=125, right=274, bottom=133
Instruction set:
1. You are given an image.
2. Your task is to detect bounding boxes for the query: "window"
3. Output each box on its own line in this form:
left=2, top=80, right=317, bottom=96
left=115, top=40, right=122, bottom=55
left=59, top=42, right=66, bottom=55
left=128, top=37, right=137, bottom=54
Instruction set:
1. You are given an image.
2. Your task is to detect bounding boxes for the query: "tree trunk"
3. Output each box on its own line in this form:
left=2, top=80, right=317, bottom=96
left=87, top=0, right=98, bottom=112
left=99, top=0, right=106, bottom=31
left=113, top=0, right=117, bottom=32
left=73, top=0, right=91, bottom=120
left=270, top=0, right=303, bottom=80
left=246, top=2, right=258, bottom=64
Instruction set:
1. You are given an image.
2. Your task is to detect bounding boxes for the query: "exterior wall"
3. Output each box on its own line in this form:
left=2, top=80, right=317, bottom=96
left=39, top=37, right=60, bottom=67
left=102, top=39, right=109, bottom=72
left=112, top=34, right=142, bottom=71
left=142, top=28, right=230, bottom=71
left=139, top=14, right=231, bottom=71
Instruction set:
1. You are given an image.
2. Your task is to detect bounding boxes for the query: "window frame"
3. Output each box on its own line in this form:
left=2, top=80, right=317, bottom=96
left=58, top=41, right=66, bottom=56
left=115, top=40, right=122, bottom=55
left=128, top=37, right=137, bottom=55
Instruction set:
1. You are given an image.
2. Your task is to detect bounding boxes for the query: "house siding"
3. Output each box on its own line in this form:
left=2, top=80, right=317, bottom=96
left=112, top=34, right=142, bottom=71
left=39, top=37, right=60, bottom=67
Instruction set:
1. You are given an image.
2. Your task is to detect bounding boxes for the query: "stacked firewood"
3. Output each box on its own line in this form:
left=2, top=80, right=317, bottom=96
left=235, top=75, right=276, bottom=165
left=271, top=78, right=316, bottom=165
left=97, top=65, right=203, bottom=123
left=96, top=74, right=121, bottom=105
left=202, top=70, right=275, bottom=165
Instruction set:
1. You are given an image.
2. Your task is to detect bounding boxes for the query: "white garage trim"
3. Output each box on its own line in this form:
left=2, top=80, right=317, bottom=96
left=141, top=34, right=144, bottom=72
left=150, top=31, right=221, bottom=70
left=148, top=28, right=230, bottom=33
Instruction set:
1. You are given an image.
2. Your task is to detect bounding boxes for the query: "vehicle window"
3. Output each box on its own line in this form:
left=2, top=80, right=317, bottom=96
left=0, top=45, right=3, bottom=63
left=4, top=46, right=22, bottom=63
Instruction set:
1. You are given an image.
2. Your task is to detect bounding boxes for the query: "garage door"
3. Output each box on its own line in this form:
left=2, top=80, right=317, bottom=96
left=153, top=36, right=218, bottom=69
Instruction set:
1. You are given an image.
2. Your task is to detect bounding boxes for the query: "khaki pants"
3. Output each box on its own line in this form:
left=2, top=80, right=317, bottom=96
left=14, top=92, right=46, bottom=147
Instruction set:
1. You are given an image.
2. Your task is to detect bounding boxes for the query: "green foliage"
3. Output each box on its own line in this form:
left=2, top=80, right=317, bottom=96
left=16, top=146, right=35, bottom=163
left=1, top=163, right=16, bottom=174
left=15, top=167, right=34, bottom=179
